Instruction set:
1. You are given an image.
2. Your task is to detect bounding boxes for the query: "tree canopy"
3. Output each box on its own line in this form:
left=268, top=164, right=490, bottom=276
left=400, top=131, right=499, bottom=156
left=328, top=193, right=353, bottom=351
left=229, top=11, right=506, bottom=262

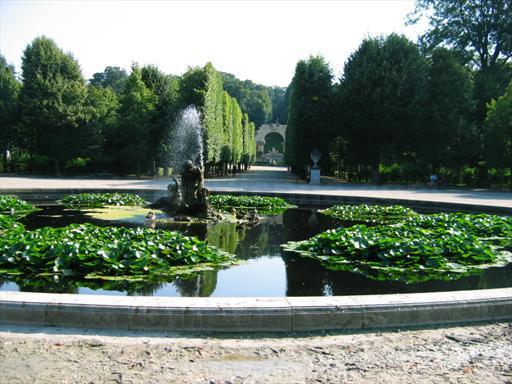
left=89, top=66, right=128, bottom=94
left=0, top=54, right=20, bottom=170
left=409, top=0, right=512, bottom=69
left=18, top=36, right=89, bottom=174
left=484, top=80, right=512, bottom=169
left=339, top=34, right=427, bottom=180
left=112, top=65, right=157, bottom=175
left=286, top=55, right=334, bottom=176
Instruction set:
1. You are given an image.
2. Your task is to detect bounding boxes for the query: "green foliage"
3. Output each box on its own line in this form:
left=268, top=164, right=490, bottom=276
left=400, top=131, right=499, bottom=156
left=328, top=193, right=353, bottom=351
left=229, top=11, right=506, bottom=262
left=59, top=193, right=147, bottom=208
left=409, top=0, right=512, bottom=70
left=419, top=48, right=473, bottom=169
left=220, top=72, right=276, bottom=127
left=112, top=65, right=157, bottom=174
left=249, top=121, right=256, bottom=163
left=221, top=91, right=233, bottom=164
left=0, top=215, right=18, bottom=232
left=284, top=213, right=512, bottom=283
left=286, top=56, right=334, bottom=176
left=0, top=195, right=38, bottom=219
left=245, top=90, right=272, bottom=128
left=484, top=80, right=512, bottom=170
left=231, top=96, right=243, bottom=164
left=241, top=113, right=253, bottom=165
left=89, top=66, right=128, bottom=95
left=0, top=54, right=21, bottom=171
left=339, top=34, right=427, bottom=178
left=202, top=63, right=224, bottom=164
left=209, top=194, right=292, bottom=215
left=0, top=223, right=235, bottom=281
left=409, top=1, right=512, bottom=181
left=18, top=36, right=90, bottom=175
left=473, top=62, right=512, bottom=126
left=269, top=86, right=289, bottom=124
left=85, top=85, right=119, bottom=163
left=7, top=38, right=261, bottom=177
left=141, top=65, right=180, bottom=173
left=179, top=66, right=207, bottom=107
left=179, top=64, right=257, bottom=170
left=320, top=204, right=417, bottom=224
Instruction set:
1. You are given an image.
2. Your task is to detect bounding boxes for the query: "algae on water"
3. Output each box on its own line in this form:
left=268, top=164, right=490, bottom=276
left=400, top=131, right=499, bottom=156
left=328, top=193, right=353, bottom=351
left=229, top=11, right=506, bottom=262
left=84, top=206, right=161, bottom=223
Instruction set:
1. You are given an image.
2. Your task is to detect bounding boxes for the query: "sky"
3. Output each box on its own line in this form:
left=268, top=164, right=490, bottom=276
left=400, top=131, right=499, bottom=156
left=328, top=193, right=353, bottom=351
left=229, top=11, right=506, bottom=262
left=0, top=0, right=428, bottom=87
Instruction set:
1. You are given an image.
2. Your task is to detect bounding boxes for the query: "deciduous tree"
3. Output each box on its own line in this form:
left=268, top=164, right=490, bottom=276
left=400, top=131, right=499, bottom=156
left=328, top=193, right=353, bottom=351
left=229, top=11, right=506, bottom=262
left=0, top=54, right=20, bottom=171
left=18, top=36, right=89, bottom=174
left=484, top=80, right=512, bottom=169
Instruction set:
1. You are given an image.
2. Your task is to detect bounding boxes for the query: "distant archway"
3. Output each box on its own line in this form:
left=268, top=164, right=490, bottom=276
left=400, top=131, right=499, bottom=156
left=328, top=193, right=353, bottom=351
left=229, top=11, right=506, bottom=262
left=264, top=132, right=284, bottom=153
left=255, top=123, right=287, bottom=164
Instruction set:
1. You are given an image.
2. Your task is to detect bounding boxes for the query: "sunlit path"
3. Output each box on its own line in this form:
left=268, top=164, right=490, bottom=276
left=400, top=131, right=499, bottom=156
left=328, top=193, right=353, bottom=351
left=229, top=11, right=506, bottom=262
left=1, top=166, right=510, bottom=209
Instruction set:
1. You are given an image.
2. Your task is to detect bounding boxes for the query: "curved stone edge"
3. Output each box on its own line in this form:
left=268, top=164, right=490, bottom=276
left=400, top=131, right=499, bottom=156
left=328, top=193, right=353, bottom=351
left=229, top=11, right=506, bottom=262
left=1, top=289, right=510, bottom=333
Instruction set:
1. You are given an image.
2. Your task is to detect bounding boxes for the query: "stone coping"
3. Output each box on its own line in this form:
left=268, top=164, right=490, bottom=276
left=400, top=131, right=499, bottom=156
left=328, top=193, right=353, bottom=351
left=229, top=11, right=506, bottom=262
left=1, top=289, right=510, bottom=332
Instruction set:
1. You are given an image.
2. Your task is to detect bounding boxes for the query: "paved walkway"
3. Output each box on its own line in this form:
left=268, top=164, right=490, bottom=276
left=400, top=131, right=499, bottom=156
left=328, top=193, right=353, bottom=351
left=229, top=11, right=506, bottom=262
left=0, top=166, right=510, bottom=208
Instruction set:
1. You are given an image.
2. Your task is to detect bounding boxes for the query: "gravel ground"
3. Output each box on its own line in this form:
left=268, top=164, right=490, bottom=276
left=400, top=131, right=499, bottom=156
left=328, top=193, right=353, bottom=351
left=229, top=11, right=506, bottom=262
left=0, top=323, right=511, bottom=383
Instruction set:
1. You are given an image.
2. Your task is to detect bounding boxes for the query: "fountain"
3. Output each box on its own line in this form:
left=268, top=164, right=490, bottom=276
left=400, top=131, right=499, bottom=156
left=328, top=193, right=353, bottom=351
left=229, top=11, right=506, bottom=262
left=151, top=107, right=211, bottom=217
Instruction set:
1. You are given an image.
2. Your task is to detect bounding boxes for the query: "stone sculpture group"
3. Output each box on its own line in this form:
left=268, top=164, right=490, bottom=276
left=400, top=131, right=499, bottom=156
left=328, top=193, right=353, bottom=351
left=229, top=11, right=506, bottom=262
left=151, top=160, right=210, bottom=216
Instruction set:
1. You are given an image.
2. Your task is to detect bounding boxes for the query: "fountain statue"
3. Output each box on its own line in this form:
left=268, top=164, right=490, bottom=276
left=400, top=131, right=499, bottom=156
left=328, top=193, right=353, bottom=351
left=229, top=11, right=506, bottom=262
left=151, top=160, right=210, bottom=216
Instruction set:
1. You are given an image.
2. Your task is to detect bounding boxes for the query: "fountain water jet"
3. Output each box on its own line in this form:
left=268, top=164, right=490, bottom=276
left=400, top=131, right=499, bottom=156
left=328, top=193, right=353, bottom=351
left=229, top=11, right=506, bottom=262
left=168, top=106, right=204, bottom=172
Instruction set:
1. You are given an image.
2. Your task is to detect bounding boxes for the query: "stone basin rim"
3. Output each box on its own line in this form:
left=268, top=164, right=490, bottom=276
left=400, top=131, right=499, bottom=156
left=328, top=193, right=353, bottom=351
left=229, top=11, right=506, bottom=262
left=0, top=288, right=511, bottom=332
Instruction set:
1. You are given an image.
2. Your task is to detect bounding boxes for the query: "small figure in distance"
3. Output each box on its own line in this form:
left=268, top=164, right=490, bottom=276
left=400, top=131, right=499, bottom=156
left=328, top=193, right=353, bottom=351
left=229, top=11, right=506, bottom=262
left=429, top=173, right=438, bottom=187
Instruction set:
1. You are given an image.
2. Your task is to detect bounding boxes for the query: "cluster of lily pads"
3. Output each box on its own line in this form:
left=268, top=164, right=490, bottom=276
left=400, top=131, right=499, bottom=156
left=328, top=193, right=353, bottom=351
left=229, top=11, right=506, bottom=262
left=0, top=195, right=235, bottom=286
left=320, top=203, right=417, bottom=224
left=0, top=222, right=234, bottom=280
left=59, top=192, right=148, bottom=208
left=209, top=194, right=293, bottom=215
left=284, top=204, right=512, bottom=283
left=0, top=195, right=39, bottom=219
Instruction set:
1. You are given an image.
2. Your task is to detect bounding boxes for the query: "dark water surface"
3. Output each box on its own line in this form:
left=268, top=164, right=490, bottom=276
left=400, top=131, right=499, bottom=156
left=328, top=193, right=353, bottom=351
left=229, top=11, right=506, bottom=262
left=1, top=205, right=511, bottom=296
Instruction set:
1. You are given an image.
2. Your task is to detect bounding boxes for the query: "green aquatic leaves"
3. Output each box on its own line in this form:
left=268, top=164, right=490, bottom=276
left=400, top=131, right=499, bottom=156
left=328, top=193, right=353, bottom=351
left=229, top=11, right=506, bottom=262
left=0, top=223, right=235, bottom=281
left=0, top=195, right=38, bottom=220
left=320, top=204, right=417, bottom=224
left=0, top=215, right=17, bottom=231
left=209, top=194, right=292, bottom=215
left=59, top=193, right=148, bottom=208
left=283, top=212, right=512, bottom=283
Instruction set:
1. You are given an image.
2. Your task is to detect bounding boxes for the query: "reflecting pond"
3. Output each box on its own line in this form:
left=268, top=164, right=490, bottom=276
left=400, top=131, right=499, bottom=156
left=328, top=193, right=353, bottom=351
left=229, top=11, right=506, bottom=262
left=0, top=204, right=510, bottom=296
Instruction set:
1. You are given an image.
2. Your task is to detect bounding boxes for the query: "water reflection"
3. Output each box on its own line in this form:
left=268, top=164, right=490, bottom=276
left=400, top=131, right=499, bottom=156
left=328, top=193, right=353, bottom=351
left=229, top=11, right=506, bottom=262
left=174, top=270, right=218, bottom=297
left=282, top=252, right=512, bottom=296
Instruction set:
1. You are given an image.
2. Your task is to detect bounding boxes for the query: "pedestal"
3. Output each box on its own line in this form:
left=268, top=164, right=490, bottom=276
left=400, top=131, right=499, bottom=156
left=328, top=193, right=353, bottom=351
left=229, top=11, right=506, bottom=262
left=310, top=168, right=321, bottom=184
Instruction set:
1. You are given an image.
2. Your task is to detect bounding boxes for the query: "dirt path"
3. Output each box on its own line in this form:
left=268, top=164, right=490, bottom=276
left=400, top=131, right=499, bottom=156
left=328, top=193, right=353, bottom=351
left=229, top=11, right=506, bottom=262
left=1, top=323, right=511, bottom=383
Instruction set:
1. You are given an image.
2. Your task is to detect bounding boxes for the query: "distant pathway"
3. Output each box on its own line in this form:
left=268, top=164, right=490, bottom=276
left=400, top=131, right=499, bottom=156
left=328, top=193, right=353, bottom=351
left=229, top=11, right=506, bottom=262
left=0, top=166, right=510, bottom=209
